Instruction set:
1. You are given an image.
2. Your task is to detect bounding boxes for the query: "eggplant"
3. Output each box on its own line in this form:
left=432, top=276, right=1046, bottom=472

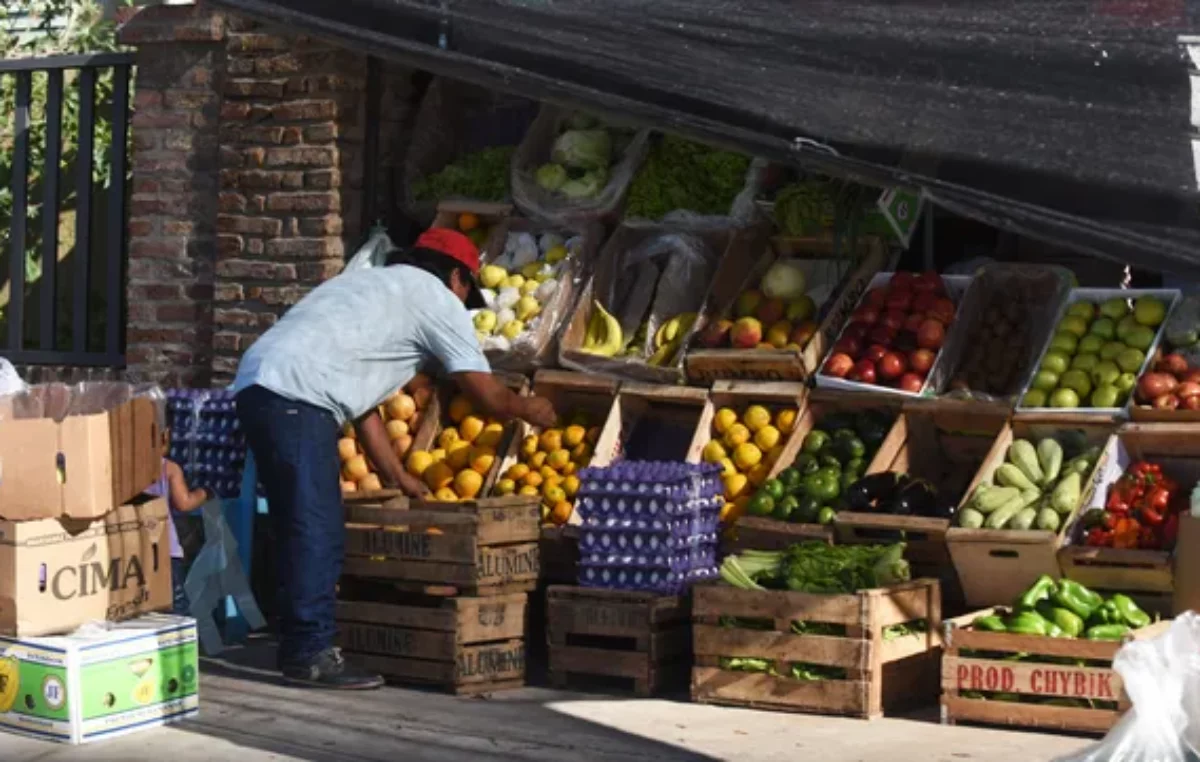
left=892, top=477, right=937, bottom=517
left=845, top=472, right=898, bottom=512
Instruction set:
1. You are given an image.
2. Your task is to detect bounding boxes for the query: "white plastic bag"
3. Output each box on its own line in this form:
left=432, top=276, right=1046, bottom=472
left=342, top=226, right=395, bottom=274
left=1056, top=612, right=1200, bottom=762
left=0, top=359, right=26, bottom=397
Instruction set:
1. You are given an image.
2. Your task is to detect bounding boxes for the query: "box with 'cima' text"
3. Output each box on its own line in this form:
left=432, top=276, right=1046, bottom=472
left=0, top=497, right=172, bottom=638
left=0, top=613, right=199, bottom=744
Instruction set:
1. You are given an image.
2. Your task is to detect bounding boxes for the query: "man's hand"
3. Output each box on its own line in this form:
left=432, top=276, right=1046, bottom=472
left=356, top=410, right=429, bottom=498
left=453, top=371, right=558, bottom=427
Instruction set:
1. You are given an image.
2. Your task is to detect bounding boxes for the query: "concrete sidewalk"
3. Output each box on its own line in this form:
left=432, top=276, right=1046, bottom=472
left=7, top=642, right=1095, bottom=761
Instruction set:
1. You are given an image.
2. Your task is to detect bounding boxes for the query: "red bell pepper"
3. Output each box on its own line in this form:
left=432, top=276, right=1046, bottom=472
left=1112, top=516, right=1141, bottom=549
left=1086, top=527, right=1115, bottom=547
left=1138, top=525, right=1161, bottom=549
left=1139, top=486, right=1171, bottom=526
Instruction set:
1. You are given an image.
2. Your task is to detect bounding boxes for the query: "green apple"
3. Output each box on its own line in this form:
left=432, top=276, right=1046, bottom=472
left=1032, top=370, right=1060, bottom=392
left=1022, top=389, right=1048, bottom=407
left=1091, top=360, right=1120, bottom=387
left=1060, top=369, right=1092, bottom=399
left=1041, top=351, right=1071, bottom=375
left=1049, top=332, right=1079, bottom=355
left=1124, top=325, right=1156, bottom=351
left=1116, top=347, right=1145, bottom=373
left=1116, top=315, right=1140, bottom=342
left=1058, top=316, right=1089, bottom=337
left=1088, top=317, right=1115, bottom=340
left=1115, top=372, right=1137, bottom=394
left=1050, top=388, right=1081, bottom=408
left=1100, top=297, right=1130, bottom=321
left=1071, top=353, right=1099, bottom=372
left=1067, top=302, right=1097, bottom=321
left=1133, top=296, right=1167, bottom=327
left=1090, top=385, right=1120, bottom=408
left=1100, top=341, right=1127, bottom=361
left=1078, top=335, right=1105, bottom=355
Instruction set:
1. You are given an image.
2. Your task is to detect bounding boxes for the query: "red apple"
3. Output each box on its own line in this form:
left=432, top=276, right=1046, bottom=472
left=909, top=348, right=936, bottom=374
left=823, top=352, right=855, bottom=378
left=1161, top=353, right=1190, bottom=377
left=1184, top=370, right=1200, bottom=386
left=886, top=290, right=913, bottom=311
left=893, top=331, right=917, bottom=353
left=864, top=344, right=889, bottom=364
left=852, top=305, right=880, bottom=325
left=730, top=317, right=763, bottom=349
left=903, top=312, right=926, bottom=334
left=842, top=322, right=869, bottom=342
left=1175, top=381, right=1200, bottom=399
left=1154, top=393, right=1180, bottom=410
left=833, top=336, right=862, bottom=357
left=791, top=321, right=818, bottom=347
left=912, top=291, right=938, bottom=315
left=1183, top=395, right=1200, bottom=411
left=928, top=298, right=956, bottom=325
left=850, top=358, right=877, bottom=384
left=913, top=270, right=944, bottom=294
left=897, top=373, right=924, bottom=393
left=878, top=351, right=906, bottom=380
left=890, top=272, right=916, bottom=292
left=698, top=319, right=733, bottom=348
left=756, top=298, right=786, bottom=326
left=864, top=287, right=888, bottom=306
left=880, top=309, right=906, bottom=333
left=869, top=325, right=895, bottom=346
left=917, top=319, right=945, bottom=350
left=1138, top=372, right=1178, bottom=403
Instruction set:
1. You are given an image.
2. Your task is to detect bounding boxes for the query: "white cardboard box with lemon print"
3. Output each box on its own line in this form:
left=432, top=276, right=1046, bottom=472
left=0, top=613, right=198, bottom=745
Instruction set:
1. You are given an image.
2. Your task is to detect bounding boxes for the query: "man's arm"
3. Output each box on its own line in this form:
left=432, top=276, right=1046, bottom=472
left=356, top=409, right=429, bottom=497
left=452, top=372, right=557, bottom=428
left=165, top=460, right=209, bottom=512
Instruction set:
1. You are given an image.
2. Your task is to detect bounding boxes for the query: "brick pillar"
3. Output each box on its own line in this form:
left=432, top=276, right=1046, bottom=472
left=119, top=5, right=226, bottom=386
left=211, top=21, right=369, bottom=383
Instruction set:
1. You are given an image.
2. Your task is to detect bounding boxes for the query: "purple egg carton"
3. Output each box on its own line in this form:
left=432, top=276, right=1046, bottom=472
left=579, top=564, right=718, bottom=594
left=580, top=545, right=716, bottom=571
left=579, top=507, right=720, bottom=534
left=580, top=529, right=718, bottom=554
left=166, top=387, right=248, bottom=499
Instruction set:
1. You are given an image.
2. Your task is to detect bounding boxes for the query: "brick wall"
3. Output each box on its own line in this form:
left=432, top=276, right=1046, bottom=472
left=118, top=4, right=414, bottom=386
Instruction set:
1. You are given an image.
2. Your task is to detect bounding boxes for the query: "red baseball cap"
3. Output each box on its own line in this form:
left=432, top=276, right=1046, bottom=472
left=414, top=227, right=486, bottom=309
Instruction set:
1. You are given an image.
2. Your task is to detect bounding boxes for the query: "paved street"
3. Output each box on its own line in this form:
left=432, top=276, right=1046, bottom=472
left=5, top=640, right=1095, bottom=762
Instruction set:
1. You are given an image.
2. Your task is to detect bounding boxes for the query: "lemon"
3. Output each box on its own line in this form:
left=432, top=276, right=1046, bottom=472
left=545, top=245, right=569, bottom=264
left=502, top=274, right=526, bottom=290
left=476, top=422, right=505, bottom=449
left=515, top=295, right=541, bottom=322
left=520, top=262, right=543, bottom=279
left=506, top=463, right=530, bottom=481
left=722, top=472, right=749, bottom=501
left=519, top=485, right=540, bottom=497
left=500, top=320, right=525, bottom=340
left=775, top=408, right=798, bottom=434
left=434, top=487, right=459, bottom=502
left=473, top=310, right=498, bottom=334
left=563, top=475, right=580, bottom=497
left=719, top=457, right=737, bottom=477
left=713, top=407, right=738, bottom=435
left=748, top=462, right=771, bottom=487
left=459, top=415, right=485, bottom=443
left=424, top=462, right=455, bottom=491
left=454, top=469, right=483, bottom=499
left=547, top=449, right=572, bottom=472
left=743, top=405, right=772, bottom=433
left=543, top=484, right=567, bottom=506
left=480, top=264, right=507, bottom=289
left=723, top=423, right=751, bottom=449
left=494, top=478, right=516, bottom=496
left=702, top=440, right=727, bottom=464
left=448, top=395, right=474, bottom=424
left=754, top=425, right=781, bottom=452
left=539, top=429, right=563, bottom=453
left=470, top=446, right=496, bottom=475
left=733, top=442, right=763, bottom=472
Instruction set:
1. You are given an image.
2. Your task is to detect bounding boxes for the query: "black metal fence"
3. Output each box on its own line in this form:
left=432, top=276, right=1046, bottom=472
left=1, top=52, right=133, bottom=368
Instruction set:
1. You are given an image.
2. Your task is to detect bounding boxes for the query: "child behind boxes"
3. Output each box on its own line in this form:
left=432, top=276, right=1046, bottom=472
left=146, top=459, right=208, bottom=614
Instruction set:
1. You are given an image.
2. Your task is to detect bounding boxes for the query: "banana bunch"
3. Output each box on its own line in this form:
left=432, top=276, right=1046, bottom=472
left=648, top=312, right=697, bottom=366
left=581, top=300, right=623, bottom=357
left=774, top=181, right=837, bottom=237
left=619, top=322, right=648, bottom=357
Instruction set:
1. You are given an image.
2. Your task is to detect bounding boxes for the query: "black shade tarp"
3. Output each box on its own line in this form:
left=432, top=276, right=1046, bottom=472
left=211, top=0, right=1200, bottom=274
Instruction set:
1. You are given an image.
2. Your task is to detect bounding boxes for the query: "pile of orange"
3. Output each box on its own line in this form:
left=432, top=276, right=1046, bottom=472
left=339, top=374, right=435, bottom=493
left=492, top=412, right=601, bottom=526
left=404, top=393, right=506, bottom=501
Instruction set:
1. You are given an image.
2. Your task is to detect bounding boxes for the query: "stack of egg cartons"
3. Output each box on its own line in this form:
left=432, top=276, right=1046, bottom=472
left=574, top=461, right=722, bottom=593
left=167, top=389, right=247, bottom=499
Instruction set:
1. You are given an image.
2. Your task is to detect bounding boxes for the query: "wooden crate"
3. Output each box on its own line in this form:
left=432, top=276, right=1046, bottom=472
left=590, top=383, right=710, bottom=467
left=336, top=583, right=528, bottom=695
left=546, top=586, right=691, bottom=696
left=692, top=380, right=809, bottom=477
left=947, top=420, right=1115, bottom=609
left=342, top=493, right=541, bottom=596
left=941, top=609, right=1169, bottom=734
left=691, top=579, right=942, bottom=718
left=488, top=370, right=618, bottom=521
left=558, top=221, right=769, bottom=385
left=431, top=200, right=513, bottom=261
left=684, top=237, right=887, bottom=384
left=1057, top=424, right=1197, bottom=603
left=724, top=390, right=907, bottom=551
left=835, top=403, right=1008, bottom=610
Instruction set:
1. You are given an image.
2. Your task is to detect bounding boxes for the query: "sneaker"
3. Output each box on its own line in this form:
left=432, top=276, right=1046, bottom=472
left=281, top=647, right=385, bottom=690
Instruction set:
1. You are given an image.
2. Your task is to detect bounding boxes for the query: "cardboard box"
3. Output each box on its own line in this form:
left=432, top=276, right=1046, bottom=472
left=0, top=497, right=172, bottom=637
left=0, top=391, right=165, bottom=521
left=0, top=613, right=198, bottom=744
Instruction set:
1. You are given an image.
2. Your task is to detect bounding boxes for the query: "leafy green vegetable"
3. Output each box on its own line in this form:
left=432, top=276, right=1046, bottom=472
left=535, top=163, right=568, bottom=191
left=551, top=129, right=612, bottom=171
left=624, top=135, right=751, bottom=219
left=718, top=542, right=911, bottom=594
left=882, top=619, right=928, bottom=641
left=412, top=145, right=514, bottom=202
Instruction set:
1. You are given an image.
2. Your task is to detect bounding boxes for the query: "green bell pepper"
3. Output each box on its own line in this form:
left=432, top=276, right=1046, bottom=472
left=1035, top=602, right=1085, bottom=638
left=1006, top=610, right=1052, bottom=636
left=972, top=615, right=1007, bottom=633
left=1088, top=600, right=1122, bottom=627
left=1085, top=623, right=1132, bottom=641
left=1016, top=574, right=1057, bottom=611
left=1052, top=580, right=1103, bottom=620
left=1109, top=594, right=1151, bottom=629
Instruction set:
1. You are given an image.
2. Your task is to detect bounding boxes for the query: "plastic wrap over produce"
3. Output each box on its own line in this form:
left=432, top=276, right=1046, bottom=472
left=473, top=224, right=597, bottom=371
left=0, top=359, right=25, bottom=397
left=511, top=105, right=650, bottom=226
left=0, top=380, right=165, bottom=425
left=342, top=225, right=395, bottom=274
left=1055, top=612, right=1200, bottom=762
left=574, top=461, right=722, bottom=593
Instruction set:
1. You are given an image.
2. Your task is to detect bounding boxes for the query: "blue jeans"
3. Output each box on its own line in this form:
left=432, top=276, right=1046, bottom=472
left=171, top=557, right=190, bottom=615
left=236, top=385, right=343, bottom=668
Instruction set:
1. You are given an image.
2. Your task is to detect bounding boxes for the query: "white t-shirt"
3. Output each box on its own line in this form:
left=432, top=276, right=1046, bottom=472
left=232, top=265, right=489, bottom=423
